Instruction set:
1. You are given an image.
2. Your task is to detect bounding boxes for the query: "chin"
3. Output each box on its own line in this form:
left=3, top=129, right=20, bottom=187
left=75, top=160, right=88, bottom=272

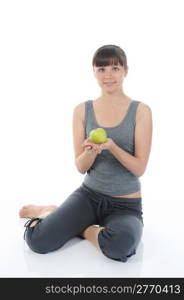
left=105, top=86, right=118, bottom=91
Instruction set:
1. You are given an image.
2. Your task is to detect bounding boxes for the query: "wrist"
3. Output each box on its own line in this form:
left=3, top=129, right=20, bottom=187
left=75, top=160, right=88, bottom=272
left=109, top=139, right=116, bottom=152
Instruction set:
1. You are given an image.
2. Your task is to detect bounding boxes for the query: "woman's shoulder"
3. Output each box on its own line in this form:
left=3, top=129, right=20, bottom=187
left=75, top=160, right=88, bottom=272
left=136, top=101, right=152, bottom=122
left=73, top=101, right=86, bottom=122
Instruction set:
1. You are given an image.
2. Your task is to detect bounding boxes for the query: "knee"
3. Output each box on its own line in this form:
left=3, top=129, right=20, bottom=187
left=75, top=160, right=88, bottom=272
left=24, top=221, right=65, bottom=254
left=24, top=227, right=50, bottom=254
left=98, top=227, right=140, bottom=262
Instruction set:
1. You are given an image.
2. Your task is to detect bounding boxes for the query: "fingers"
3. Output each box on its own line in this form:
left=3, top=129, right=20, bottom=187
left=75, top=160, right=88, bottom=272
left=84, top=145, right=92, bottom=152
left=84, top=143, right=102, bottom=154
left=82, top=138, right=111, bottom=153
left=92, top=145, right=102, bottom=154
left=96, top=146, right=102, bottom=153
left=82, top=140, right=93, bottom=148
left=82, top=139, right=98, bottom=150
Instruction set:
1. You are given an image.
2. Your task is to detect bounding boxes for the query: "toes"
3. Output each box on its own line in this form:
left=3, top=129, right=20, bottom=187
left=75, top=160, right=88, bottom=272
left=19, top=209, right=25, bottom=218
left=19, top=207, right=27, bottom=217
left=19, top=205, right=31, bottom=217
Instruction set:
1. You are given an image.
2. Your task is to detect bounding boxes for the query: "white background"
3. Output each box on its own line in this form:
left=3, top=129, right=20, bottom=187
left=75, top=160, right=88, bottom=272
left=0, top=0, right=184, bottom=277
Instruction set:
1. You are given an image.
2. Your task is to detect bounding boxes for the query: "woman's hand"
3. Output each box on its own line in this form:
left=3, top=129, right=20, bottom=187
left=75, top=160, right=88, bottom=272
left=82, top=138, right=114, bottom=154
left=100, top=138, right=114, bottom=150
left=82, top=138, right=102, bottom=154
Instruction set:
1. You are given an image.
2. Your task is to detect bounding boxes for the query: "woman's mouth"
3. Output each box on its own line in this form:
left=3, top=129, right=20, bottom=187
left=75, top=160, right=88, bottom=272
left=104, top=82, right=116, bottom=86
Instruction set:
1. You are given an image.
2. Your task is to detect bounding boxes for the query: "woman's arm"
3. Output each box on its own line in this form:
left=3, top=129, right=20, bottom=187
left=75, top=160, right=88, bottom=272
left=75, top=148, right=97, bottom=174
left=72, top=103, right=100, bottom=174
left=109, top=103, right=153, bottom=177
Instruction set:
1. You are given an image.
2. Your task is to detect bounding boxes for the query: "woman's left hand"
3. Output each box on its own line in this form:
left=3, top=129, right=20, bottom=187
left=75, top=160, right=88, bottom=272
left=99, top=138, right=114, bottom=150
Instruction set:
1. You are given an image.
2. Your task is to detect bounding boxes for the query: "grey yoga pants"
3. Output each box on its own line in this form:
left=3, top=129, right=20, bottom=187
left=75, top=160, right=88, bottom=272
left=24, top=183, right=143, bottom=262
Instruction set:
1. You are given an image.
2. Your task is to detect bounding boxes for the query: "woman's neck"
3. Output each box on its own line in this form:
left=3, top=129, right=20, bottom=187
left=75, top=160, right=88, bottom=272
left=99, top=89, right=127, bottom=103
left=98, top=93, right=129, bottom=106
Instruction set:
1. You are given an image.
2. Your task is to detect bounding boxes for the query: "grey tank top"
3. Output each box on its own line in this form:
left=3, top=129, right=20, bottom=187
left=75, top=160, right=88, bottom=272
left=83, top=99, right=141, bottom=196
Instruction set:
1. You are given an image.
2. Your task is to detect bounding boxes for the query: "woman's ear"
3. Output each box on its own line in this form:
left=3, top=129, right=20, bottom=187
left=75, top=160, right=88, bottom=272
left=124, top=66, right=128, bottom=77
left=93, top=66, right=97, bottom=78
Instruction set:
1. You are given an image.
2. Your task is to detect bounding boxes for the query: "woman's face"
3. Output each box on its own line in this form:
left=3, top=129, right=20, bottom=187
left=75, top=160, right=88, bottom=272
left=93, top=63, right=128, bottom=91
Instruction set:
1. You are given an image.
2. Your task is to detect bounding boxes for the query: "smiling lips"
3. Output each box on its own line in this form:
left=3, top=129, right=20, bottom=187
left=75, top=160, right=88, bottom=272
left=104, top=82, right=116, bottom=85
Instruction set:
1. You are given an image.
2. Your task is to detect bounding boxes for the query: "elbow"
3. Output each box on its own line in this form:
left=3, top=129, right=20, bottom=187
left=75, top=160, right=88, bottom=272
left=78, top=169, right=86, bottom=175
left=136, top=166, right=146, bottom=177
left=75, top=160, right=86, bottom=174
left=134, top=159, right=147, bottom=177
left=136, top=171, right=144, bottom=177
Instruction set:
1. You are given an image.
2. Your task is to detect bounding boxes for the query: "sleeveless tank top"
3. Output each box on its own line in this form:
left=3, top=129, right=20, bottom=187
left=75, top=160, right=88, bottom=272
left=83, top=99, right=141, bottom=196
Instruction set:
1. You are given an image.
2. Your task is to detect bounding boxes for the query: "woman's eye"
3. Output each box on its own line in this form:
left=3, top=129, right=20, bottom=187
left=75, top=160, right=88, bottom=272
left=113, top=67, right=119, bottom=71
left=98, top=68, right=105, bottom=72
left=98, top=66, right=119, bottom=72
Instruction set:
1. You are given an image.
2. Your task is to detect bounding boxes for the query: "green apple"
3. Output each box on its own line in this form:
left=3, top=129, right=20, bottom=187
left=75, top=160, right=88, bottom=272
left=89, top=127, right=108, bottom=144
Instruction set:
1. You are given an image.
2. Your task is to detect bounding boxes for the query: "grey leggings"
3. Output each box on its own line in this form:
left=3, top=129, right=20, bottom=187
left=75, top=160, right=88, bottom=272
left=24, top=183, right=143, bottom=262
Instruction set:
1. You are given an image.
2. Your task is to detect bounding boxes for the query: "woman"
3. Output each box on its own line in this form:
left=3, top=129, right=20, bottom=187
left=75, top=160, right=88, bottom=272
left=19, top=45, right=152, bottom=262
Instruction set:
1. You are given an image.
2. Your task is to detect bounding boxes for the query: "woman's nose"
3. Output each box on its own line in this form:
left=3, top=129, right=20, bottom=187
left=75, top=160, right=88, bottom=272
left=104, top=70, right=113, bottom=78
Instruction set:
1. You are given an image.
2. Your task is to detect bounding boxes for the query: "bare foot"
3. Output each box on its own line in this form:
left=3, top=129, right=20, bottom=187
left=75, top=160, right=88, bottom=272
left=19, top=204, right=58, bottom=218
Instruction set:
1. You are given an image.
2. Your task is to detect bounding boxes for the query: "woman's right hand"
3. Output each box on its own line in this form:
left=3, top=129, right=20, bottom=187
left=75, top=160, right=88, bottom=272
left=82, top=138, right=102, bottom=154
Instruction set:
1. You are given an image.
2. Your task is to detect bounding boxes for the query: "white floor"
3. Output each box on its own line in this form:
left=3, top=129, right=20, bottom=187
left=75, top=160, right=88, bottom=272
left=1, top=193, right=184, bottom=278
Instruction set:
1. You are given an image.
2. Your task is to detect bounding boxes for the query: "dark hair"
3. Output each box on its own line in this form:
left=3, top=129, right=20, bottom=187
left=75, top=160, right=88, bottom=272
left=92, top=45, right=128, bottom=70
